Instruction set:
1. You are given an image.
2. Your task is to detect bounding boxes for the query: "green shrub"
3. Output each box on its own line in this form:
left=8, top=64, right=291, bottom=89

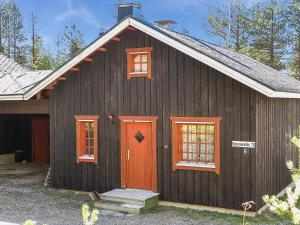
left=263, top=125, right=300, bottom=224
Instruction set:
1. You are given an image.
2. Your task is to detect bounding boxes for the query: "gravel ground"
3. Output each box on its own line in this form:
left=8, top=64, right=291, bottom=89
left=0, top=165, right=280, bottom=225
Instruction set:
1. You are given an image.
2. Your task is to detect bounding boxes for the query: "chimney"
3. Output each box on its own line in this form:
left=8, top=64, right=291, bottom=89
left=155, top=20, right=177, bottom=30
left=117, top=3, right=142, bottom=22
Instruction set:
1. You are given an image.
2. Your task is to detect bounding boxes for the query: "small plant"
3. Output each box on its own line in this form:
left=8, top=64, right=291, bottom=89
left=22, top=220, right=37, bottom=225
left=241, top=201, right=255, bottom=225
left=263, top=125, right=300, bottom=224
left=82, top=203, right=100, bottom=225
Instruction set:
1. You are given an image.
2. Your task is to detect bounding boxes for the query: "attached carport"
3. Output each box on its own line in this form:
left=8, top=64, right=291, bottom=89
left=0, top=100, right=50, bottom=166
left=0, top=53, right=52, bottom=170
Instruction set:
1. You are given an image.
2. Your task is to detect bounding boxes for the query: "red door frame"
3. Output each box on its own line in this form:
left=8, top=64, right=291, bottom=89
left=119, top=116, right=158, bottom=192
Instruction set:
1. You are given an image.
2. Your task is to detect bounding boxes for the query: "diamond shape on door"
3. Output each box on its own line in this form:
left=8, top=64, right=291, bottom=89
left=134, top=131, right=145, bottom=143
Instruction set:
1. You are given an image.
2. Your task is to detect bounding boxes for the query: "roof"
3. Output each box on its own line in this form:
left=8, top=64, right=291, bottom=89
left=0, top=53, right=51, bottom=99
left=1, top=16, right=300, bottom=100
left=158, top=26, right=300, bottom=94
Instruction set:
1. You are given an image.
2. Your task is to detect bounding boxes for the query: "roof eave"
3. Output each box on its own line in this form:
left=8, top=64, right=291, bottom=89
left=23, top=18, right=131, bottom=101
left=0, top=95, right=25, bottom=101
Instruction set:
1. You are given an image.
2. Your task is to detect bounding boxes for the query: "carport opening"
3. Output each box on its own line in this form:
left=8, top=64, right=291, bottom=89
left=0, top=114, right=49, bottom=166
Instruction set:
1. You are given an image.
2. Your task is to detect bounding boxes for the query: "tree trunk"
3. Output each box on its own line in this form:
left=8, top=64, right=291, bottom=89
left=298, top=33, right=300, bottom=79
left=270, top=2, right=275, bottom=64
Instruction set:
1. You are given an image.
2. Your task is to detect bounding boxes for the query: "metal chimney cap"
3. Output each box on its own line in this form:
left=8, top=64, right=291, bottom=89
left=154, top=20, right=177, bottom=25
left=116, top=2, right=142, bottom=9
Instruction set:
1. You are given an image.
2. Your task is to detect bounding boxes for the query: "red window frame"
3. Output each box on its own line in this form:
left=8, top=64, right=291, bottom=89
left=125, top=47, right=153, bottom=79
left=75, top=115, right=99, bottom=164
left=170, top=117, right=222, bottom=174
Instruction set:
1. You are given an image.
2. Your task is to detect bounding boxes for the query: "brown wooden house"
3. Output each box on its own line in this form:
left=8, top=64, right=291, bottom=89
left=1, top=4, right=300, bottom=211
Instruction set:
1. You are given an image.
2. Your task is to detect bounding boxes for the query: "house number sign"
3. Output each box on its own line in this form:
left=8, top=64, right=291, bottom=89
left=232, top=141, right=255, bottom=155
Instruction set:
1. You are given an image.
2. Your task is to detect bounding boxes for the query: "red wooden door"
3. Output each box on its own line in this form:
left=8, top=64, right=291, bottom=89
left=124, top=122, right=153, bottom=190
left=32, top=117, right=50, bottom=164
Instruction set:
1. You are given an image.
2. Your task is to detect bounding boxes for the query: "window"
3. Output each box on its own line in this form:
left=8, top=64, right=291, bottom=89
left=170, top=117, right=222, bottom=174
left=75, top=116, right=99, bottom=164
left=126, top=47, right=153, bottom=79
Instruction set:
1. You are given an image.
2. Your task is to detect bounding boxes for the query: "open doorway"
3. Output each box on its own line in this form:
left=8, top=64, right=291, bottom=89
left=0, top=114, right=49, bottom=166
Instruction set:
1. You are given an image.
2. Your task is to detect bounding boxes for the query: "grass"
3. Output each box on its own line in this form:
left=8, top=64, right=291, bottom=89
left=46, top=188, right=95, bottom=209
left=148, top=206, right=286, bottom=225
left=47, top=188, right=87, bottom=198
left=46, top=189, right=287, bottom=224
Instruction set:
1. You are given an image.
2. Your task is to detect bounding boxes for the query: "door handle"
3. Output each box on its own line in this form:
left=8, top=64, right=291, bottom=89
left=127, top=149, right=130, bottom=160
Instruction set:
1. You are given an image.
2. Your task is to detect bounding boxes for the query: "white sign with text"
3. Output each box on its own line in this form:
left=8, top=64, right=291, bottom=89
left=232, top=141, right=256, bottom=149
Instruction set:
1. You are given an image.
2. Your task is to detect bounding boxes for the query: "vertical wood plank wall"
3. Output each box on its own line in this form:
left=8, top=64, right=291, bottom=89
left=256, top=94, right=300, bottom=207
left=49, top=29, right=257, bottom=210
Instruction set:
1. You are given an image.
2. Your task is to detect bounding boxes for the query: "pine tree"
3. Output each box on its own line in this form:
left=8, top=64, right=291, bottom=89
left=55, top=24, right=85, bottom=66
left=31, top=12, right=39, bottom=65
left=0, top=1, right=4, bottom=53
left=0, top=0, right=26, bottom=63
left=207, top=0, right=251, bottom=52
left=246, top=0, right=288, bottom=70
left=286, top=0, right=300, bottom=79
left=28, top=12, right=53, bottom=70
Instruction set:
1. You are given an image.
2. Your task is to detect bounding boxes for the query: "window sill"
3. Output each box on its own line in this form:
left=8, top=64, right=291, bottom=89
left=173, top=161, right=218, bottom=174
left=129, top=72, right=148, bottom=75
left=176, top=161, right=215, bottom=168
left=127, top=72, right=151, bottom=79
left=79, top=155, right=95, bottom=160
left=77, top=155, right=97, bottom=164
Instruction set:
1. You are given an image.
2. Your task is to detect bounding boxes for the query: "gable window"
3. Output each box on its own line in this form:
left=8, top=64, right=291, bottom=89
left=170, top=117, right=222, bottom=174
left=126, top=47, right=153, bottom=79
left=75, top=116, right=99, bottom=164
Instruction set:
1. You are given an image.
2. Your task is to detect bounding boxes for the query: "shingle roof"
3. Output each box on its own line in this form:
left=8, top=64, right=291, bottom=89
left=0, top=53, right=51, bottom=96
left=155, top=25, right=300, bottom=94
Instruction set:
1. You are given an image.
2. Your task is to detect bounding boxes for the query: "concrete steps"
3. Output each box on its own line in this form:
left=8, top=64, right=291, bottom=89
left=94, top=188, right=159, bottom=215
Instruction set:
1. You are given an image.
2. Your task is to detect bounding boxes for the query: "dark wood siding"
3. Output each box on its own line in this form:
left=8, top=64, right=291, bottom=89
left=255, top=94, right=300, bottom=207
left=50, top=29, right=257, bottom=210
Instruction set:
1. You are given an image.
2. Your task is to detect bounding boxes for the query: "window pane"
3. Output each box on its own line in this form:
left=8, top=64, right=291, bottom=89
left=141, top=63, right=147, bottom=72
left=190, top=144, right=196, bottom=152
left=90, top=139, right=94, bottom=147
left=207, top=135, right=214, bottom=144
left=90, top=148, right=94, bottom=155
left=207, top=125, right=214, bottom=134
left=207, top=144, right=214, bottom=154
left=200, top=125, right=206, bottom=133
left=207, top=154, right=214, bottom=163
left=189, top=153, right=197, bottom=161
left=182, top=133, right=188, bottom=142
left=199, top=154, right=206, bottom=161
left=182, top=143, right=188, bottom=152
left=199, top=134, right=205, bottom=143
left=182, top=153, right=187, bottom=160
left=183, top=125, right=188, bottom=132
left=200, top=144, right=206, bottom=153
left=189, top=134, right=196, bottom=142
left=134, top=63, right=141, bottom=72
left=141, top=54, right=147, bottom=62
left=134, top=55, right=141, bottom=63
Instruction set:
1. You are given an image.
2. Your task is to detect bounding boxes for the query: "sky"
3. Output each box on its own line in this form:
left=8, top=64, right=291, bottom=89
left=14, top=0, right=230, bottom=52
